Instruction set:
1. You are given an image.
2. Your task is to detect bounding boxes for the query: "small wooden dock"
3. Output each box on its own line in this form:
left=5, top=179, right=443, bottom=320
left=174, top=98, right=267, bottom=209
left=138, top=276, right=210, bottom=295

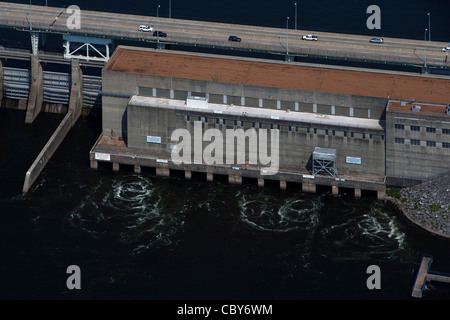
left=411, top=255, right=450, bottom=298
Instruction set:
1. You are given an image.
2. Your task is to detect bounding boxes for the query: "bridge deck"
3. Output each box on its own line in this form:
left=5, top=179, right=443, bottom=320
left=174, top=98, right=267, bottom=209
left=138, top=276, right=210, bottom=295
left=0, top=2, right=448, bottom=68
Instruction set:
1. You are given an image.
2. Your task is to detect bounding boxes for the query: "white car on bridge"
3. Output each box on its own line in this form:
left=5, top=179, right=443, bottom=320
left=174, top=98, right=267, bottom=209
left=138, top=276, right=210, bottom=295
left=442, top=46, right=450, bottom=52
left=302, top=35, right=318, bottom=41
left=139, top=25, right=154, bottom=32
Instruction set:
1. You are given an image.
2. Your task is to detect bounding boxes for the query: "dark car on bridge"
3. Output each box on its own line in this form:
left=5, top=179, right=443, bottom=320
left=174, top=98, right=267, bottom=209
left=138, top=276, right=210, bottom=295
left=228, top=35, right=242, bottom=42
left=153, top=31, right=167, bottom=37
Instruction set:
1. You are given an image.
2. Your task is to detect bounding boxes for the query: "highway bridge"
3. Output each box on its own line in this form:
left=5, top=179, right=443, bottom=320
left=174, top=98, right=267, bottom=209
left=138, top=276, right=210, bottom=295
left=0, top=1, right=449, bottom=70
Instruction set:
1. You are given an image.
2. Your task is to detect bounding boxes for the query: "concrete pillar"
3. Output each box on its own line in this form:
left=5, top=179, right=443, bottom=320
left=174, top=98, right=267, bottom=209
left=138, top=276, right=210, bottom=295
left=354, top=188, right=361, bottom=199
left=280, top=180, right=287, bottom=190
left=258, top=178, right=264, bottom=188
left=332, top=185, right=339, bottom=196
left=134, top=165, right=141, bottom=174
left=206, top=172, right=213, bottom=182
left=156, top=167, right=170, bottom=177
left=68, top=59, right=83, bottom=117
left=377, top=189, right=385, bottom=201
left=112, top=162, right=120, bottom=172
left=185, top=170, right=192, bottom=180
left=228, top=173, right=242, bottom=185
left=302, top=181, right=316, bottom=193
left=25, top=55, right=44, bottom=124
left=90, top=160, right=98, bottom=170
left=0, top=58, right=3, bottom=107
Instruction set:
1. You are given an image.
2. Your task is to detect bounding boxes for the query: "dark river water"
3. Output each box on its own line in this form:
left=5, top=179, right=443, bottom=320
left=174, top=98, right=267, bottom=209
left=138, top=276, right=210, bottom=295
left=0, top=0, right=449, bottom=302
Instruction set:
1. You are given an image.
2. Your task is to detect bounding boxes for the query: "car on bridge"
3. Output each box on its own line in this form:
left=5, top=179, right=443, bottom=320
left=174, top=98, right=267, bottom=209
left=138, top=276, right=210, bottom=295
left=138, top=25, right=153, bottom=32
left=153, top=31, right=167, bottom=37
left=370, top=37, right=384, bottom=44
left=302, top=35, right=318, bottom=41
left=442, top=46, right=450, bottom=52
left=228, top=35, right=242, bottom=42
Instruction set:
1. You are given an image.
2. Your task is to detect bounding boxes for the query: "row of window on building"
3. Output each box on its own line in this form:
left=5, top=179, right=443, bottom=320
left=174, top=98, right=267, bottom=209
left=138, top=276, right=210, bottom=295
left=395, top=124, right=450, bottom=134
left=186, top=115, right=382, bottom=139
left=394, top=137, right=450, bottom=148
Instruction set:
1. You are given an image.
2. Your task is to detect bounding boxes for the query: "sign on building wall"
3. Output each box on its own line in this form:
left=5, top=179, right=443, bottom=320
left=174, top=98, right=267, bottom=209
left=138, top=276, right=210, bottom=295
left=147, top=136, right=162, bottom=144
left=346, top=156, right=362, bottom=165
left=95, top=152, right=111, bottom=161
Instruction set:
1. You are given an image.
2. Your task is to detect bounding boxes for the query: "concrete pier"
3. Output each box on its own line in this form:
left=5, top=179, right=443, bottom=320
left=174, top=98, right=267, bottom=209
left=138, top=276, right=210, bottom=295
left=25, top=56, right=44, bottom=124
left=302, top=180, right=316, bottom=194
left=258, top=178, right=264, bottom=188
left=156, top=166, right=170, bottom=177
left=0, top=58, right=3, bottom=106
left=412, top=255, right=450, bottom=298
left=332, top=185, right=339, bottom=196
left=23, top=59, right=83, bottom=193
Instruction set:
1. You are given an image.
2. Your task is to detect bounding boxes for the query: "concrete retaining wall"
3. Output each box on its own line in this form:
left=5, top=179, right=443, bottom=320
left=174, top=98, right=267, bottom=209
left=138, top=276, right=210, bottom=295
left=23, top=59, right=83, bottom=193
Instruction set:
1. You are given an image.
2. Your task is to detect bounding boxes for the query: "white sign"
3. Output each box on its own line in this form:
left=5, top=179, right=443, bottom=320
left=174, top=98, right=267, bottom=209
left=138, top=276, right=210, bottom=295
left=95, top=152, right=110, bottom=161
left=147, top=136, right=162, bottom=144
left=346, top=156, right=362, bottom=165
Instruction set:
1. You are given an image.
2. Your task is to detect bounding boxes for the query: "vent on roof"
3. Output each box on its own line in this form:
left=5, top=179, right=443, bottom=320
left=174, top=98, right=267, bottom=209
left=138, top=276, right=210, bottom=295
left=411, top=105, right=421, bottom=112
left=186, top=96, right=208, bottom=109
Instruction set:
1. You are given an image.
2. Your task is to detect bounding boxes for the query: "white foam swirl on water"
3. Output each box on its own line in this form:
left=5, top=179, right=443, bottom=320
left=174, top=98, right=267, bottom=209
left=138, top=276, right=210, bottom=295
left=237, top=192, right=323, bottom=233
left=66, top=175, right=185, bottom=253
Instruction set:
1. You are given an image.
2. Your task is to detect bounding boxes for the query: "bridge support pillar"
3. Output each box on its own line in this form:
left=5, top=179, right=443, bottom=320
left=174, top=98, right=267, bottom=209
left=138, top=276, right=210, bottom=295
left=25, top=55, right=44, bottom=123
left=285, top=54, right=294, bottom=62
left=421, top=66, right=430, bottom=74
left=31, top=32, right=39, bottom=56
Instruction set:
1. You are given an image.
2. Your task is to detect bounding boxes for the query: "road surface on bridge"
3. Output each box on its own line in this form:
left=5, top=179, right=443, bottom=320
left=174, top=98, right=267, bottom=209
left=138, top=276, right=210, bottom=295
left=0, top=2, right=448, bottom=68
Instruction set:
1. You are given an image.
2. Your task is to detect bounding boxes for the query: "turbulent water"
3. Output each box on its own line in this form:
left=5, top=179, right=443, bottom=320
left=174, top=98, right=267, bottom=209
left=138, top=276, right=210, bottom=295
left=1, top=109, right=449, bottom=300
left=0, top=0, right=450, bottom=300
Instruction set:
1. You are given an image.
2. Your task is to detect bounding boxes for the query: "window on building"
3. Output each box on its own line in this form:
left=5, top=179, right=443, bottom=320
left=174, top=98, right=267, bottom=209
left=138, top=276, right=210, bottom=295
left=395, top=124, right=404, bottom=130
left=313, top=128, right=317, bottom=134
left=426, top=127, right=436, bottom=133
left=223, top=119, right=227, bottom=125
left=186, top=115, right=190, bottom=121
left=443, top=142, right=450, bottom=149
left=442, top=129, right=450, bottom=135
left=395, top=138, right=405, bottom=144
left=426, top=141, right=436, bottom=147
left=252, top=122, right=255, bottom=128
left=288, top=125, right=292, bottom=132
left=234, top=120, right=237, bottom=126
left=410, top=139, right=420, bottom=145
left=410, top=125, right=420, bottom=132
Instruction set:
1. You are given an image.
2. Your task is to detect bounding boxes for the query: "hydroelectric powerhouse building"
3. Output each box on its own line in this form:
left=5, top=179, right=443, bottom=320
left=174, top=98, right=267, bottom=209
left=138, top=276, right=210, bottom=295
left=90, top=46, right=450, bottom=199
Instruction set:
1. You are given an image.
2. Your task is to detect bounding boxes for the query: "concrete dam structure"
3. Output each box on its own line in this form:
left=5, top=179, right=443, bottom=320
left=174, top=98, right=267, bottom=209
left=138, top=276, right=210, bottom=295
left=89, top=46, right=450, bottom=198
